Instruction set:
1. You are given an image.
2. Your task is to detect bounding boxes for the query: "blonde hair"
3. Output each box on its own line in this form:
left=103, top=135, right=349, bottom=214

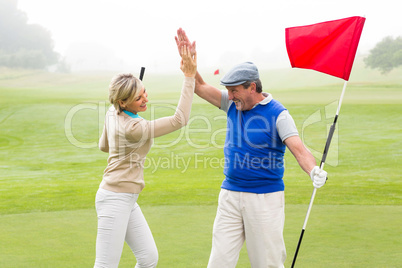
left=108, top=73, right=143, bottom=114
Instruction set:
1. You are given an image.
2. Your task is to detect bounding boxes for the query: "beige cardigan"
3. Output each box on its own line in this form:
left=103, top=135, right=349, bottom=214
left=99, top=77, right=195, bottom=193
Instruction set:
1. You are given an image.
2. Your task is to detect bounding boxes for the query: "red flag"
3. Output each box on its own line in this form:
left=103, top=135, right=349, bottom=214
left=286, top=16, right=365, bottom=81
left=214, top=69, right=219, bottom=75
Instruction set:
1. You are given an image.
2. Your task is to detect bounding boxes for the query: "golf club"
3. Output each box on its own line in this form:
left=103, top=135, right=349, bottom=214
left=139, top=67, right=145, bottom=81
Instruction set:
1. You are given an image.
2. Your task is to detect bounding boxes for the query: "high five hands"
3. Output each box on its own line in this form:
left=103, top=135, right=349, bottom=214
left=180, top=44, right=197, bottom=78
left=176, top=28, right=197, bottom=78
left=175, top=28, right=196, bottom=57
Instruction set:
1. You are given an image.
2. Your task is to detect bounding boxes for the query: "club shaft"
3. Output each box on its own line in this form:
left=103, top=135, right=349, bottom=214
left=335, top=81, right=348, bottom=116
left=139, top=67, right=145, bottom=81
left=291, top=229, right=305, bottom=268
left=291, top=81, right=348, bottom=267
left=320, top=80, right=347, bottom=167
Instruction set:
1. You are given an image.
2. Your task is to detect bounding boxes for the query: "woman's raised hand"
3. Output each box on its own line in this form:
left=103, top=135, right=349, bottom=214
left=180, top=45, right=197, bottom=78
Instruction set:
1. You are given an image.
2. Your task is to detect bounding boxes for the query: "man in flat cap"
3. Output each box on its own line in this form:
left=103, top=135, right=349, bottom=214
left=175, top=28, right=327, bottom=268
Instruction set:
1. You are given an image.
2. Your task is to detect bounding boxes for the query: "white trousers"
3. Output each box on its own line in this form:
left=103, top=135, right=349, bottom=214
left=207, top=189, right=286, bottom=268
left=94, top=188, right=158, bottom=268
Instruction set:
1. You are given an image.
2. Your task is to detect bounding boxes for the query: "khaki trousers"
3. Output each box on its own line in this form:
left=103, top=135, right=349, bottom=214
left=207, top=189, right=286, bottom=268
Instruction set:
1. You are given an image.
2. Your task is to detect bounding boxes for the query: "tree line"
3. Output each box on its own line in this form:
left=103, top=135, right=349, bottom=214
left=364, top=36, right=402, bottom=74
left=0, top=0, right=59, bottom=69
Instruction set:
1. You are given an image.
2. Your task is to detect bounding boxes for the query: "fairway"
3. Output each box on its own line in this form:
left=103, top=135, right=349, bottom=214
left=1, top=205, right=401, bottom=267
left=0, top=64, right=401, bottom=267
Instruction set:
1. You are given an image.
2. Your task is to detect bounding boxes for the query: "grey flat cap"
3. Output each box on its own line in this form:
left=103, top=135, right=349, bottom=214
left=220, top=62, right=259, bottom=86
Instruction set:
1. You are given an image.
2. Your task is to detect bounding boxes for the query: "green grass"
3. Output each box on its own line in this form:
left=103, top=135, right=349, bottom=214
left=0, top=63, right=401, bottom=267
left=1, top=205, right=401, bottom=267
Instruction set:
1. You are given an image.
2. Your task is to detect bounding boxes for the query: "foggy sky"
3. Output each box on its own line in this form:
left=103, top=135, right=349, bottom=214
left=17, top=0, right=401, bottom=73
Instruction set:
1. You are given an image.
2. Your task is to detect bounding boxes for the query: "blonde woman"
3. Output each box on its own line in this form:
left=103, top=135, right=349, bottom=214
left=94, top=45, right=196, bottom=268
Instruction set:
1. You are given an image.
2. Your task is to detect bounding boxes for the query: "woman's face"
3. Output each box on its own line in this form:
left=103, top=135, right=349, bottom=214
left=121, top=87, right=148, bottom=114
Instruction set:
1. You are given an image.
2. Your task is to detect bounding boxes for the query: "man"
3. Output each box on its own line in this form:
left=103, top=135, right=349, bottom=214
left=175, top=28, right=327, bottom=268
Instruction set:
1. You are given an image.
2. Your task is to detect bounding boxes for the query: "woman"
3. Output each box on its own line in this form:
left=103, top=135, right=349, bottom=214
left=95, top=45, right=196, bottom=268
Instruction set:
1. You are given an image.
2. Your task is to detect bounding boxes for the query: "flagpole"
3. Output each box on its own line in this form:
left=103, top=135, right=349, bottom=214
left=291, top=80, right=348, bottom=268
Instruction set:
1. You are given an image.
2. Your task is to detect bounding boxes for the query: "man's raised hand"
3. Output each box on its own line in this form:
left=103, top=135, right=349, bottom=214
left=175, top=28, right=196, bottom=57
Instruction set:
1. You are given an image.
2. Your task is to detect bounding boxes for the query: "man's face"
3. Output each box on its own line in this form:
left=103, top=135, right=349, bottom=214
left=226, top=84, right=253, bottom=111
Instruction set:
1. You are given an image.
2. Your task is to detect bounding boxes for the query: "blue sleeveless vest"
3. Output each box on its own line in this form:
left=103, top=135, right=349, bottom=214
left=222, top=99, right=287, bottom=194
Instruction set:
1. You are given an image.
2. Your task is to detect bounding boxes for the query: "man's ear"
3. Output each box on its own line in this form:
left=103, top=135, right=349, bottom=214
left=250, top=82, right=256, bottom=93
